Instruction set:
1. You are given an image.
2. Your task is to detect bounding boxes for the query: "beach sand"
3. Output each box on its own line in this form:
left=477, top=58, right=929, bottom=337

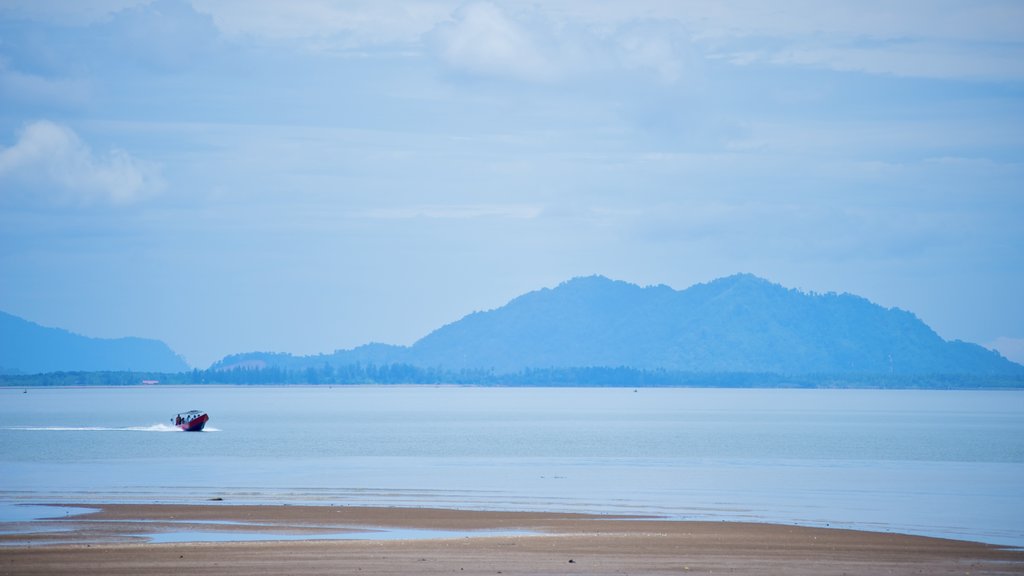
left=2, top=504, right=1022, bottom=575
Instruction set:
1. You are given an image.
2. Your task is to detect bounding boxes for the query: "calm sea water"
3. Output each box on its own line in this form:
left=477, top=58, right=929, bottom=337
left=1, top=386, right=1022, bottom=546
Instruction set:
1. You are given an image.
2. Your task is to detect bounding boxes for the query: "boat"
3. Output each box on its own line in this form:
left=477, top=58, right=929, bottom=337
left=172, top=410, right=209, bottom=432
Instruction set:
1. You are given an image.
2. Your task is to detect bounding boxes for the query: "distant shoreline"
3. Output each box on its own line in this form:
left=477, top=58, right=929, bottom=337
left=4, top=367, right=1024, bottom=390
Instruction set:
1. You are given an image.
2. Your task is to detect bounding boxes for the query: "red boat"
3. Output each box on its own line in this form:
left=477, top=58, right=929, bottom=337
left=172, top=410, right=209, bottom=432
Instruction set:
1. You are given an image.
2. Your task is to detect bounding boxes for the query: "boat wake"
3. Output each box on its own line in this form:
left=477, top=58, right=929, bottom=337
left=4, top=424, right=219, bottom=432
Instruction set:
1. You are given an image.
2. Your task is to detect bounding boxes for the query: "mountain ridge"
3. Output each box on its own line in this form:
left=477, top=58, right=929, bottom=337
left=0, top=311, right=189, bottom=374
left=213, top=274, right=1022, bottom=376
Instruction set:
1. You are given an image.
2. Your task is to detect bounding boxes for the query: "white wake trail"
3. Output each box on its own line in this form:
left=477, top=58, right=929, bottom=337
left=4, top=423, right=201, bottom=432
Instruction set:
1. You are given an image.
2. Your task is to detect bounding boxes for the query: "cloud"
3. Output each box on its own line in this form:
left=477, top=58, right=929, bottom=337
left=98, top=0, right=222, bottom=72
left=431, top=2, right=559, bottom=81
left=611, top=21, right=695, bottom=83
left=682, top=1, right=1024, bottom=80
left=730, top=39, right=1024, bottom=81
left=0, top=59, right=91, bottom=108
left=426, top=3, right=692, bottom=84
left=192, top=0, right=452, bottom=46
left=0, top=121, right=163, bottom=205
left=191, top=1, right=1024, bottom=81
left=9, top=1, right=1019, bottom=81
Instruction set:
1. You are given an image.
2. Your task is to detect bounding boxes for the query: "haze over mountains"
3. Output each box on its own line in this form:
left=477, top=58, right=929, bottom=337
left=3, top=274, right=1020, bottom=378
left=213, top=274, right=1022, bottom=376
left=0, top=311, right=188, bottom=374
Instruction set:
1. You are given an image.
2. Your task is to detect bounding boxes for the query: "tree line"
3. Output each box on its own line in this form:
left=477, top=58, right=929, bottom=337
left=2, top=363, right=1023, bottom=389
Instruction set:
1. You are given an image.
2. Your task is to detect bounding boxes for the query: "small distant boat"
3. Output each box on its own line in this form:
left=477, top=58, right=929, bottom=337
left=172, top=410, right=209, bottom=432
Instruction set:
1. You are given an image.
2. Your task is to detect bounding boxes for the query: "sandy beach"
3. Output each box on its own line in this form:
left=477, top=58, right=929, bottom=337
left=2, top=504, right=1022, bottom=575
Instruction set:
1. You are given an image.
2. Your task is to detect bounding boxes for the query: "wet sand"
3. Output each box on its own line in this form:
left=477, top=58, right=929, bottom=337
left=2, top=503, right=1022, bottom=575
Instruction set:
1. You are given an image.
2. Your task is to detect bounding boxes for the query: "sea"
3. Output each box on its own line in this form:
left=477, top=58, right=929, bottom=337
left=1, top=385, right=1022, bottom=546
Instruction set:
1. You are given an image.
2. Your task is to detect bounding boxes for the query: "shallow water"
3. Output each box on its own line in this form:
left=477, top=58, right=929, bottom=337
left=146, top=527, right=533, bottom=544
left=1, top=386, right=1022, bottom=545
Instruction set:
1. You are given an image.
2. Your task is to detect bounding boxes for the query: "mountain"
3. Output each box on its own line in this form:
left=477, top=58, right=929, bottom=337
left=0, top=311, right=189, bottom=374
left=408, top=274, right=1019, bottom=374
left=214, top=274, right=1022, bottom=376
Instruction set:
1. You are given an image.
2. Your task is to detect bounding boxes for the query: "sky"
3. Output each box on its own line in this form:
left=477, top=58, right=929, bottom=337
left=1, top=0, right=1022, bottom=368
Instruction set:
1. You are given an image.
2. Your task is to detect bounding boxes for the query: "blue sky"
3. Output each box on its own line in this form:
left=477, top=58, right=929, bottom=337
left=1, top=0, right=1022, bottom=368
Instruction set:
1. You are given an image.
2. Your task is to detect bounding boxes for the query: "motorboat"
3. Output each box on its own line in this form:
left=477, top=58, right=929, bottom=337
left=172, top=410, right=209, bottom=432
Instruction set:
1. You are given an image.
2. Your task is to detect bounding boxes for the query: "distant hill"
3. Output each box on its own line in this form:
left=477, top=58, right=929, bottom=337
left=213, top=274, right=1022, bottom=376
left=0, top=311, right=189, bottom=374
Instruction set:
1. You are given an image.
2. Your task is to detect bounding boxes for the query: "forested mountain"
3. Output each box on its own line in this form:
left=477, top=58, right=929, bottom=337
left=0, top=311, right=189, bottom=374
left=214, top=274, right=1022, bottom=376
left=6, top=274, right=1019, bottom=386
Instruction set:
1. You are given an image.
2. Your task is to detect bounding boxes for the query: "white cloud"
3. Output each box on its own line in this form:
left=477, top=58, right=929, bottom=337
left=191, top=0, right=453, bottom=45
left=735, top=40, right=1024, bottom=81
left=0, top=59, right=91, bottom=108
left=9, top=1, right=1020, bottom=81
left=611, top=21, right=694, bottom=83
left=432, top=2, right=558, bottom=82
left=549, top=0, right=1024, bottom=45
left=0, top=121, right=163, bottom=205
left=678, top=0, right=1024, bottom=79
left=427, top=3, right=693, bottom=84
left=189, top=1, right=1024, bottom=80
